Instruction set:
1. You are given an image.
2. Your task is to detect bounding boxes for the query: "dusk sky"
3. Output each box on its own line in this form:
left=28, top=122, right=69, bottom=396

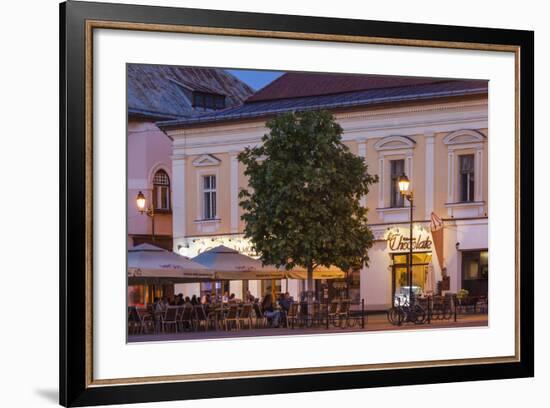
left=226, top=69, right=284, bottom=91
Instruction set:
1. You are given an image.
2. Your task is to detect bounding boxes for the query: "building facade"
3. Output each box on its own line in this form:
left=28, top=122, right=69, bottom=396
left=158, top=73, right=489, bottom=310
left=127, top=64, right=253, bottom=251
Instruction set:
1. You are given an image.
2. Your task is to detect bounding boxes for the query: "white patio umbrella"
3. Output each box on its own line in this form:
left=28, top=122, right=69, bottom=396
left=192, top=245, right=285, bottom=280
left=192, top=245, right=346, bottom=280
left=127, top=243, right=214, bottom=283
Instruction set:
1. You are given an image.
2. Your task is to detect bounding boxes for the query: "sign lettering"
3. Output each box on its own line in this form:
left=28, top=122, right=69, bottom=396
left=386, top=232, right=432, bottom=252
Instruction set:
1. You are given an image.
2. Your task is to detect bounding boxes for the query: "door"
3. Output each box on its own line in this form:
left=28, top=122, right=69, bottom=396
left=391, top=252, right=432, bottom=300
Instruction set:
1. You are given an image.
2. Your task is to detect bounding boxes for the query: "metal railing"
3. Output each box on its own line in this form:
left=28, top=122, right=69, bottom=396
left=287, top=299, right=366, bottom=330
left=387, top=295, right=458, bottom=326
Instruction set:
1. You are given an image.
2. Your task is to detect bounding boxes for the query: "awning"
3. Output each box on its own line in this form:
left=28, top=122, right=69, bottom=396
left=127, top=243, right=215, bottom=283
left=285, top=265, right=346, bottom=280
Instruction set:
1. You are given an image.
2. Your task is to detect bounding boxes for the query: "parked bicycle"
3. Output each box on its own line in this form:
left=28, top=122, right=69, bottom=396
left=387, top=298, right=427, bottom=325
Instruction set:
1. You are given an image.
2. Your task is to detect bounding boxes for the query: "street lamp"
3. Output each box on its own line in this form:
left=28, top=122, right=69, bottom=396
left=136, top=191, right=155, bottom=242
left=398, top=173, right=414, bottom=305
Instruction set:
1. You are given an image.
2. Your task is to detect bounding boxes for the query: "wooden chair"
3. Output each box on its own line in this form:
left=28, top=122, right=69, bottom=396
left=224, top=304, right=240, bottom=331
left=312, top=302, right=322, bottom=326
left=336, top=300, right=351, bottom=328
left=253, top=303, right=267, bottom=328
left=194, top=305, right=209, bottom=331
left=327, top=301, right=339, bottom=327
left=161, top=306, right=179, bottom=333
left=286, top=302, right=299, bottom=328
left=137, top=308, right=154, bottom=334
left=176, top=305, right=193, bottom=331
left=238, top=304, right=253, bottom=329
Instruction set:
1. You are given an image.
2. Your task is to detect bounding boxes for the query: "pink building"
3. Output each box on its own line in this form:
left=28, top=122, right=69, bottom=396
left=127, top=64, right=253, bottom=251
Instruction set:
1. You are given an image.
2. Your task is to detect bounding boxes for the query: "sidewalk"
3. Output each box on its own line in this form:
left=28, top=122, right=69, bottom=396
left=128, top=313, right=488, bottom=343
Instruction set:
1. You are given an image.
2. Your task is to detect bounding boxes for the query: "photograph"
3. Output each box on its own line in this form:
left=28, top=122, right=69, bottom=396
left=126, top=64, right=489, bottom=342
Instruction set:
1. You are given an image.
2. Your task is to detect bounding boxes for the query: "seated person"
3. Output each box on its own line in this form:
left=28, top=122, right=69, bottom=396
left=279, top=292, right=293, bottom=313
left=261, top=294, right=281, bottom=328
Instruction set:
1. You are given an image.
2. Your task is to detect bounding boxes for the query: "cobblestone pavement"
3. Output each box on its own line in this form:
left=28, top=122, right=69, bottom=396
left=128, top=313, right=488, bottom=343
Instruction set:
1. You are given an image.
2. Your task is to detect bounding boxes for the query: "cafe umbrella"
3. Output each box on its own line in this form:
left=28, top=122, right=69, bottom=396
left=192, top=245, right=285, bottom=280
left=192, top=245, right=345, bottom=280
left=127, top=243, right=215, bottom=284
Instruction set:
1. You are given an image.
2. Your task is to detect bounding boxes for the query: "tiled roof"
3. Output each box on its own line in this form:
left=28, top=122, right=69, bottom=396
left=127, top=64, right=254, bottom=119
left=247, top=72, right=457, bottom=102
left=157, top=78, right=487, bottom=129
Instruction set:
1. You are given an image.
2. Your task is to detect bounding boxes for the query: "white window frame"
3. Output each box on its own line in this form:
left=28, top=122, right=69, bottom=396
left=443, top=129, right=487, bottom=217
left=458, top=154, right=475, bottom=203
left=193, top=155, right=221, bottom=233
left=374, top=136, right=416, bottom=222
left=389, top=158, right=406, bottom=208
left=202, top=174, right=217, bottom=220
left=152, top=169, right=171, bottom=211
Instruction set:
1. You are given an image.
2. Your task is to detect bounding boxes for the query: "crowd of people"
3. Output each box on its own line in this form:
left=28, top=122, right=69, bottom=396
left=150, top=291, right=295, bottom=328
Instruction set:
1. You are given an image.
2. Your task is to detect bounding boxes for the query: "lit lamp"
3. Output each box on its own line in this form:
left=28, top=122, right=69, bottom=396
left=136, top=191, right=155, bottom=242
left=398, top=173, right=414, bottom=305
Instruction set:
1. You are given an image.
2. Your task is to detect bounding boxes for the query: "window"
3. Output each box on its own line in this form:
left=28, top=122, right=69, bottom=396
left=390, top=159, right=405, bottom=207
left=203, top=175, right=217, bottom=220
left=461, top=250, right=488, bottom=297
left=152, top=170, right=170, bottom=210
left=459, top=154, right=475, bottom=202
left=192, top=92, right=226, bottom=110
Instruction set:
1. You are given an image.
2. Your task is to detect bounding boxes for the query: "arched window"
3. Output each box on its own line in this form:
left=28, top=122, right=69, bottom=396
left=153, top=170, right=170, bottom=210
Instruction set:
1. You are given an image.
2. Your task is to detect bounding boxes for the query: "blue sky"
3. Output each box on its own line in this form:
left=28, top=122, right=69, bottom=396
left=226, top=69, right=284, bottom=91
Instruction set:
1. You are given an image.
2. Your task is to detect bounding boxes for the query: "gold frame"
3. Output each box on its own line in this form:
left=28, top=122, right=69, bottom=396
left=84, top=20, right=521, bottom=388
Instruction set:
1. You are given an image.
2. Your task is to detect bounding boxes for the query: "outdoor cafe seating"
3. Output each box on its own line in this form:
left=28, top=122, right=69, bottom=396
left=128, top=298, right=365, bottom=335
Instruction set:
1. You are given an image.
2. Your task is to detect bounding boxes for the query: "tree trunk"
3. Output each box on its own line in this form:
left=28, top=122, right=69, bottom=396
left=307, top=264, right=314, bottom=300
left=307, top=263, right=314, bottom=324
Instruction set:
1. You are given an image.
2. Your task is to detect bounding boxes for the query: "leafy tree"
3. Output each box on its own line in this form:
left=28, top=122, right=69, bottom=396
left=238, top=110, right=378, bottom=299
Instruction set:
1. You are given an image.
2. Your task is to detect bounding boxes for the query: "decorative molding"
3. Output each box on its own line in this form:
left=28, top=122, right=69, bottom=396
left=374, top=135, right=416, bottom=151
left=148, top=162, right=171, bottom=185
left=424, top=132, right=435, bottom=219
left=165, top=98, right=488, bottom=137
left=171, top=156, right=187, bottom=241
left=230, top=152, right=240, bottom=233
left=192, top=154, right=221, bottom=167
left=375, top=207, right=412, bottom=223
left=194, top=218, right=222, bottom=234
left=357, top=138, right=367, bottom=208
left=443, top=129, right=486, bottom=145
left=445, top=201, right=485, bottom=218
left=444, top=129, right=486, bottom=203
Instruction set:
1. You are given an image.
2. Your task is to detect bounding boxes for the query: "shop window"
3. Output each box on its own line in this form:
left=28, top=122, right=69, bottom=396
left=152, top=170, right=170, bottom=210
left=390, top=159, right=405, bottom=207
left=461, top=250, right=488, bottom=297
left=202, top=175, right=217, bottom=220
left=391, top=252, right=432, bottom=299
left=459, top=154, right=475, bottom=202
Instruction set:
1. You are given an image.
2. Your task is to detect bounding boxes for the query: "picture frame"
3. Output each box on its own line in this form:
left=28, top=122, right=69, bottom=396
left=60, top=0, right=534, bottom=406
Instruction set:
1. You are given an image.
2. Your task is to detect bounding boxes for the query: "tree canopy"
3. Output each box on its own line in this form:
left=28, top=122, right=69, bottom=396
left=238, top=110, right=378, bottom=288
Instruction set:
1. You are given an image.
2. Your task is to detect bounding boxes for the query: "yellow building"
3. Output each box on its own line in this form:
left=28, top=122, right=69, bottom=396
left=158, top=72, right=489, bottom=310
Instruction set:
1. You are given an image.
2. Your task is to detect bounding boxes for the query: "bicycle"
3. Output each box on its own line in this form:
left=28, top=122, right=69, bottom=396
left=387, top=299, right=427, bottom=326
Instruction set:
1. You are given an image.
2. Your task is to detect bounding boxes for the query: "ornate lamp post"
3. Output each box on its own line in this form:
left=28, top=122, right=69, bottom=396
left=398, top=173, right=414, bottom=305
left=136, top=191, right=155, bottom=242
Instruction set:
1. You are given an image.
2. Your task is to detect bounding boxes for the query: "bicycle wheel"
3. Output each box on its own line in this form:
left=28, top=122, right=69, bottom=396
left=388, top=308, right=404, bottom=325
left=412, top=304, right=427, bottom=324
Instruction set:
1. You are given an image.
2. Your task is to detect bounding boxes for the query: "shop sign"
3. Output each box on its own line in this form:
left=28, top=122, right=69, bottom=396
left=385, top=227, right=433, bottom=252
